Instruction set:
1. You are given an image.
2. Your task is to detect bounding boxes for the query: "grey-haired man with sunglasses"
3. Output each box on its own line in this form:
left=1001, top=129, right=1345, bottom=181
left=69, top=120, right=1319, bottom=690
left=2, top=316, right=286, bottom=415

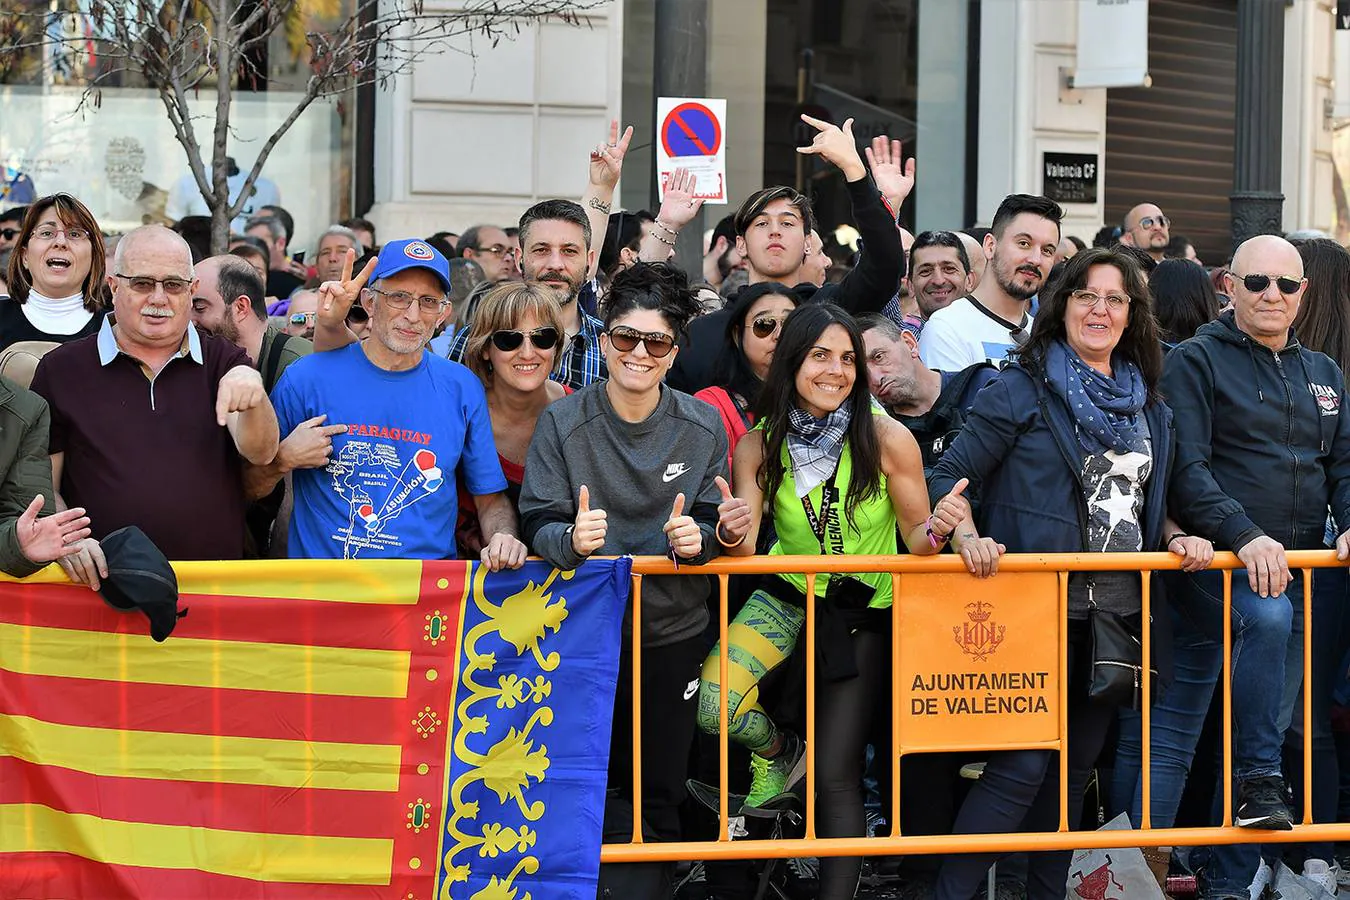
left=1125, top=234, right=1350, bottom=896
left=254, top=238, right=527, bottom=571
left=1119, top=203, right=1170, bottom=263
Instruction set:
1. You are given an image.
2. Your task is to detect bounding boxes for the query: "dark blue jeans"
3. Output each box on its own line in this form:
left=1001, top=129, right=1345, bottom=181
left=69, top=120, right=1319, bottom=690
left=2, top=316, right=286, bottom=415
left=935, top=628, right=1117, bottom=900
left=1111, top=570, right=1302, bottom=899
left=1286, top=567, right=1349, bottom=866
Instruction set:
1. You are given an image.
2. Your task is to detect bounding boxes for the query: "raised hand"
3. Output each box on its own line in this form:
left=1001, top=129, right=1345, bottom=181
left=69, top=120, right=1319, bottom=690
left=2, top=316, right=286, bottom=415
left=571, top=485, right=608, bottom=556
left=316, top=248, right=379, bottom=329
left=215, top=366, right=268, bottom=426
left=664, top=492, right=703, bottom=559
left=797, top=115, right=867, bottom=181
left=589, top=120, right=634, bottom=190
left=714, top=475, right=750, bottom=547
left=277, top=414, right=349, bottom=471
left=931, top=478, right=972, bottom=538
left=864, top=135, right=916, bottom=209
left=657, top=167, right=703, bottom=230
left=15, top=495, right=91, bottom=565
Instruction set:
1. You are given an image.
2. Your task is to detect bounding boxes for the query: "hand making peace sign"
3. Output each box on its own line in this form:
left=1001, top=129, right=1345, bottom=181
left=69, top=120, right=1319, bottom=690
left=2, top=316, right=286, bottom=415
left=316, top=248, right=380, bottom=333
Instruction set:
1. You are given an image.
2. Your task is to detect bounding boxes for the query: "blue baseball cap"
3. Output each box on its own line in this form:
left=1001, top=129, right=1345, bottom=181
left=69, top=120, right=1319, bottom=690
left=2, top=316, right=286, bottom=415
left=370, top=239, right=452, bottom=292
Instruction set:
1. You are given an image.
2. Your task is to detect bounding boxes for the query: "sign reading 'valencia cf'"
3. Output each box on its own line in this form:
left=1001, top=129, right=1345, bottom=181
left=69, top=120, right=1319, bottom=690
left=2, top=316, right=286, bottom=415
left=897, top=572, right=1061, bottom=753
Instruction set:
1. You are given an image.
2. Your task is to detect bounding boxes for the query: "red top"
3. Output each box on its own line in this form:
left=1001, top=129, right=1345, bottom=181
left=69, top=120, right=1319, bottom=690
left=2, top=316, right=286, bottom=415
left=694, top=385, right=753, bottom=477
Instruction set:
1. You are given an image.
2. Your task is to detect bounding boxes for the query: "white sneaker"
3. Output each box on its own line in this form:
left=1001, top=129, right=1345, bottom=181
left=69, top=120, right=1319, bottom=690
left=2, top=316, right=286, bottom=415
left=1302, top=859, right=1338, bottom=897
left=1248, top=858, right=1273, bottom=900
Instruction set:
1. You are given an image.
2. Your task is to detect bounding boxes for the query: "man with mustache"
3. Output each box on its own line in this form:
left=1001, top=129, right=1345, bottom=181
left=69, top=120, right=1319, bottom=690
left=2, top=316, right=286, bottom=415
left=29, top=226, right=279, bottom=582
left=253, top=239, right=527, bottom=568
left=448, top=200, right=606, bottom=391
left=919, top=194, right=1062, bottom=371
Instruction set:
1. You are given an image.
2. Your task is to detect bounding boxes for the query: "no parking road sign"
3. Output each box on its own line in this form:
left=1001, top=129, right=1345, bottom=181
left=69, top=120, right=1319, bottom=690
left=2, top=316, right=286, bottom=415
left=656, top=96, right=727, bottom=204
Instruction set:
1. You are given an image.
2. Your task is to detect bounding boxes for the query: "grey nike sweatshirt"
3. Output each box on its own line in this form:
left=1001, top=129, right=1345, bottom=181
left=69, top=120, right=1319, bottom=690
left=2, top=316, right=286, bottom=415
left=519, top=382, right=729, bottom=646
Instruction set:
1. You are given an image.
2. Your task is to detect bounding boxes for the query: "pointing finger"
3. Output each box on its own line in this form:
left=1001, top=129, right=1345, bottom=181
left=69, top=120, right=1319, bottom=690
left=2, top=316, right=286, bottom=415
left=670, top=493, right=685, bottom=519
left=300, top=414, right=329, bottom=428
left=319, top=424, right=349, bottom=437
left=799, top=113, right=831, bottom=132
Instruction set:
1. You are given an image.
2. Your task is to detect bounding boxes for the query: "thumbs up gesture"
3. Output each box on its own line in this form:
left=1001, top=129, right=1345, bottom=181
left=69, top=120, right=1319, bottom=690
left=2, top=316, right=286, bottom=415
left=571, top=485, right=608, bottom=556
left=931, top=477, right=972, bottom=540
left=664, top=492, right=703, bottom=560
left=714, top=475, right=751, bottom=549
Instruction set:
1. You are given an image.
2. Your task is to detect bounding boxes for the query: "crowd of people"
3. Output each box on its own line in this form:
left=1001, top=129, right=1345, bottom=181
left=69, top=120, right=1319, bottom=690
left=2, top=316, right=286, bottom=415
left=2, top=113, right=1350, bottom=900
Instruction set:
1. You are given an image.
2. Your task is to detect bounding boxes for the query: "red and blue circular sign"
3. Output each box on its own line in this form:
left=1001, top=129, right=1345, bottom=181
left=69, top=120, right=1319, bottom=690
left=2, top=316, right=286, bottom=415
left=660, top=102, right=722, bottom=158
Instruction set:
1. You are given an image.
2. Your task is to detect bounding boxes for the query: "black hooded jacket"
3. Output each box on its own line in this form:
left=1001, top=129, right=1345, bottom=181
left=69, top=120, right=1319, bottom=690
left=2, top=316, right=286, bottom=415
left=1162, top=310, right=1350, bottom=552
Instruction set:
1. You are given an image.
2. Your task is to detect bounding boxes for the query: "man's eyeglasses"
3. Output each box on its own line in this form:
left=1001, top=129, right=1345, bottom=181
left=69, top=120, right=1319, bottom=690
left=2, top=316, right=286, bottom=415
left=490, top=327, right=560, bottom=353
left=1069, top=289, right=1131, bottom=311
left=748, top=316, right=788, bottom=339
left=0, top=228, right=18, bottom=241
left=607, top=327, right=675, bottom=359
left=114, top=273, right=192, bottom=296
left=475, top=244, right=516, bottom=259
left=1137, top=215, right=1169, bottom=230
left=289, top=312, right=317, bottom=326
left=1236, top=273, right=1305, bottom=296
left=367, top=287, right=449, bottom=314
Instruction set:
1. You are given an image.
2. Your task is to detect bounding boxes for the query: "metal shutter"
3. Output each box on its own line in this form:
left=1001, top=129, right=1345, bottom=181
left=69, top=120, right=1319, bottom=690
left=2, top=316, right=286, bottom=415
left=1104, top=0, right=1238, bottom=265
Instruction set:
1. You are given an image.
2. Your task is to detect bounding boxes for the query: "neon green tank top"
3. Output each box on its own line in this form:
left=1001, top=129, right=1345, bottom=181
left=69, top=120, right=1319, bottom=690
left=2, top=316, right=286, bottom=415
left=769, top=437, right=898, bottom=609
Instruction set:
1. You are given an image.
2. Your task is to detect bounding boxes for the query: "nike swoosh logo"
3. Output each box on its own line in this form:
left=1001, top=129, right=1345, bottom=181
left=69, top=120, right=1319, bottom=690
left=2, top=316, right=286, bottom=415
left=663, top=464, right=690, bottom=483
left=683, top=679, right=699, bottom=701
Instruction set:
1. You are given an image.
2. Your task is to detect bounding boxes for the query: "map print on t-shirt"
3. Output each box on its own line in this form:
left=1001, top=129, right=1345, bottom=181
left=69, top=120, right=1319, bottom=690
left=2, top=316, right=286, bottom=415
left=329, top=438, right=445, bottom=558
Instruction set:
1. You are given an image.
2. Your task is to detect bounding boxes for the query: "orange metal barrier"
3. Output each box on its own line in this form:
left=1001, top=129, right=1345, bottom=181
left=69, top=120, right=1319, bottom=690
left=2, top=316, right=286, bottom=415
left=600, top=550, right=1350, bottom=864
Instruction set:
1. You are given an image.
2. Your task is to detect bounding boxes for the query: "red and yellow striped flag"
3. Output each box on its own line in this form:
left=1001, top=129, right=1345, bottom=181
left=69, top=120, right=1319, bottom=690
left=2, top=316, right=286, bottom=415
left=0, top=559, right=468, bottom=898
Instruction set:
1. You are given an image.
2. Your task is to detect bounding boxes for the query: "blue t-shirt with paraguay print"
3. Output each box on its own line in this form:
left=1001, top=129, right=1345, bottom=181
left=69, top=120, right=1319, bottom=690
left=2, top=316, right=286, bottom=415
left=271, top=343, right=506, bottom=559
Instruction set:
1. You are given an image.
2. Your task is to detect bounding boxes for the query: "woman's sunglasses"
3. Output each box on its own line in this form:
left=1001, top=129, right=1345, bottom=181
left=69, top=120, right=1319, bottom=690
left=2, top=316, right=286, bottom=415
left=748, top=316, right=788, bottom=339
left=1237, top=273, right=1305, bottom=295
left=607, top=327, right=675, bottom=358
left=490, top=327, right=560, bottom=352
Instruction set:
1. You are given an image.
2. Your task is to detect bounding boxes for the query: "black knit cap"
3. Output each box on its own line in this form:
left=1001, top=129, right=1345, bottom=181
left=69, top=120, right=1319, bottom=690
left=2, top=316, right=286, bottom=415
left=96, top=526, right=184, bottom=642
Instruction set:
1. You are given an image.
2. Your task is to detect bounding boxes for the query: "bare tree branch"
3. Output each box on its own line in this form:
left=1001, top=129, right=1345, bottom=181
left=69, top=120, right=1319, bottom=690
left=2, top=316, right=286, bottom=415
left=5, top=0, right=608, bottom=252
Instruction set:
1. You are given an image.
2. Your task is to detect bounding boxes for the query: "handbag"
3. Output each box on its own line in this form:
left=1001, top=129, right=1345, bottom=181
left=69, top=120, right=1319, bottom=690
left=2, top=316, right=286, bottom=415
left=1087, top=605, right=1156, bottom=709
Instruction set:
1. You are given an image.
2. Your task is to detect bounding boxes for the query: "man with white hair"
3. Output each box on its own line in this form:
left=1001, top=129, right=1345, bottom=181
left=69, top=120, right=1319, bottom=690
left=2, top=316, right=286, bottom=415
left=29, top=226, right=279, bottom=581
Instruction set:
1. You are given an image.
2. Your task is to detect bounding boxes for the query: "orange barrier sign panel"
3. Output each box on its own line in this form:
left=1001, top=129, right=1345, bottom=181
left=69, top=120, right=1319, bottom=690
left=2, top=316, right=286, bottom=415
left=897, top=572, right=1061, bottom=751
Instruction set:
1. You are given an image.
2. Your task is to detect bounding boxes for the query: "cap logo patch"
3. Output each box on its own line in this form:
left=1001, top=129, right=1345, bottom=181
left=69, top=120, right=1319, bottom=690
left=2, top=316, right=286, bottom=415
left=404, top=241, right=434, bottom=260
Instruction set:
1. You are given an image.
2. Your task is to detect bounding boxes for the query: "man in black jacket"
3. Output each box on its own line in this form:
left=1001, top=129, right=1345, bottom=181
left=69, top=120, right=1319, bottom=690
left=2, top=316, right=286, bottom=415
left=1144, top=235, right=1350, bottom=897
left=667, top=116, right=908, bottom=393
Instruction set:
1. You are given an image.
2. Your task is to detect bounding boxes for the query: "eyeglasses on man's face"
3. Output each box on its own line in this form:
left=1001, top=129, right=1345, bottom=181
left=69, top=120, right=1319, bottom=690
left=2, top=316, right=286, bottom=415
left=115, top=273, right=192, bottom=297
left=367, top=287, right=449, bottom=314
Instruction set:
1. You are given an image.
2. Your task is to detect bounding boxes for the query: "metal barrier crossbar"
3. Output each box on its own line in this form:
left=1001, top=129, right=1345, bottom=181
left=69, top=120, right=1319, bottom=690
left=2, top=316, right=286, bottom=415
left=600, top=550, right=1350, bottom=864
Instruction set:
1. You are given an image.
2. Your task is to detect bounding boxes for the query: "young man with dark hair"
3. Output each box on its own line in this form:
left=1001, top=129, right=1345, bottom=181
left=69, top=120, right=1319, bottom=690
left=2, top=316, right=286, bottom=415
left=669, top=116, right=909, bottom=393
left=245, top=214, right=306, bottom=300
left=919, top=193, right=1062, bottom=371
left=447, top=200, right=605, bottom=390
left=341, top=217, right=377, bottom=251
left=0, top=206, right=28, bottom=253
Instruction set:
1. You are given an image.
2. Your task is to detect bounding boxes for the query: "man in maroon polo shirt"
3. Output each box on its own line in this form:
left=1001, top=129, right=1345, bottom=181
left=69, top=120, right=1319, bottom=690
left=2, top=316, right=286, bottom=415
left=30, top=226, right=280, bottom=585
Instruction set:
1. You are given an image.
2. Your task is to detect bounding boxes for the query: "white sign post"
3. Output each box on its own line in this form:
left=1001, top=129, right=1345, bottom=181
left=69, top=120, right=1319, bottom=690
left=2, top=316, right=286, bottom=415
left=655, top=97, right=728, bottom=205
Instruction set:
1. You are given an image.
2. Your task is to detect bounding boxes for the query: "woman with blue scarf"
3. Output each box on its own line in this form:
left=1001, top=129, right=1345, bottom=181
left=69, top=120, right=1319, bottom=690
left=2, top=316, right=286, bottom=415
left=929, top=247, right=1213, bottom=900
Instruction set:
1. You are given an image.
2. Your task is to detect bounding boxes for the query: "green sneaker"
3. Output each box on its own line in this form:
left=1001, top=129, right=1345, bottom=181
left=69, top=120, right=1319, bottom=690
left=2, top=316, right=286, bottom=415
left=744, top=731, right=806, bottom=811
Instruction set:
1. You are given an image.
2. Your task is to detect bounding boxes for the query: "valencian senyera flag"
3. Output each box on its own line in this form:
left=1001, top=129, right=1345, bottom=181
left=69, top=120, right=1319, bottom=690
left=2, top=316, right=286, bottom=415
left=0, top=556, right=631, bottom=899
